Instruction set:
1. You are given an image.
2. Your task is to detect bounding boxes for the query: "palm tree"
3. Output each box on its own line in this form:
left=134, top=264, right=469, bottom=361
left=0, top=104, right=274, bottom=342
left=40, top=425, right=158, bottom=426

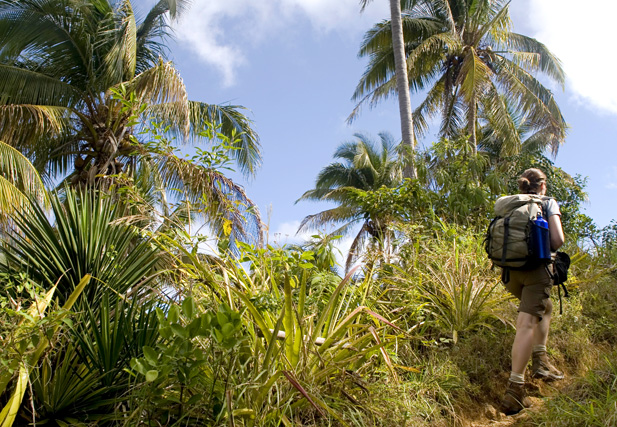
left=297, top=132, right=403, bottom=270
left=359, top=0, right=416, bottom=178
left=351, top=0, right=566, bottom=155
left=0, top=0, right=263, bottom=243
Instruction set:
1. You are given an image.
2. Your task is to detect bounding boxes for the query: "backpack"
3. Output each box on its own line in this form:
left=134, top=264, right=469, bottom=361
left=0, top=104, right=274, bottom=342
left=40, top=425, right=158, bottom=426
left=485, top=194, right=550, bottom=270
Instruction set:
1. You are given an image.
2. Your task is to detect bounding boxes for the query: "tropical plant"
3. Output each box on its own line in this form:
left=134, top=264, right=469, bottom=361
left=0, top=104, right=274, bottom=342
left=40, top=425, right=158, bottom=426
left=297, top=132, right=404, bottom=270
left=0, top=275, right=91, bottom=426
left=0, top=189, right=162, bottom=303
left=0, top=188, right=166, bottom=424
left=0, top=0, right=262, bottom=241
left=129, top=299, right=245, bottom=425
left=112, top=119, right=264, bottom=247
left=352, top=0, right=566, bottom=154
left=124, top=234, right=406, bottom=426
left=416, top=136, right=503, bottom=225
left=381, top=222, right=511, bottom=344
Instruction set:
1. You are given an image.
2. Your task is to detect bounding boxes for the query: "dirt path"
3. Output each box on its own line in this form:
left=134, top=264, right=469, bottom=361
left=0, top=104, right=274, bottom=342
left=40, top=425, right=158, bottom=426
left=466, top=396, right=543, bottom=427
left=464, top=379, right=567, bottom=427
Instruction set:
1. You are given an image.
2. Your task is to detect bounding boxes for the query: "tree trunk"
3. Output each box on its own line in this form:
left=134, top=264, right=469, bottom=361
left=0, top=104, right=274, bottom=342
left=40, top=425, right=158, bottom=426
left=467, top=98, right=477, bottom=155
left=389, top=0, right=416, bottom=179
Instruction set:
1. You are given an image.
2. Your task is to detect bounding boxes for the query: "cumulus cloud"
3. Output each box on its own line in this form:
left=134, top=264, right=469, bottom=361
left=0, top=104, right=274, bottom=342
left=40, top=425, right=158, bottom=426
left=172, top=0, right=388, bottom=86
left=514, top=0, right=617, bottom=115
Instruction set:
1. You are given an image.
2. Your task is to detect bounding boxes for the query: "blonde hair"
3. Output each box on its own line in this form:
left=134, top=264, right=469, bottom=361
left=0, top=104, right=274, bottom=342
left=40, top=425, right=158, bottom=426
left=518, top=168, right=546, bottom=194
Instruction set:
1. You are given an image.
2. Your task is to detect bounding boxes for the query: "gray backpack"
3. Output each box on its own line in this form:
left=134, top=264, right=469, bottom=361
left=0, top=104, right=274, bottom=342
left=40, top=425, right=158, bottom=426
left=485, top=194, right=550, bottom=270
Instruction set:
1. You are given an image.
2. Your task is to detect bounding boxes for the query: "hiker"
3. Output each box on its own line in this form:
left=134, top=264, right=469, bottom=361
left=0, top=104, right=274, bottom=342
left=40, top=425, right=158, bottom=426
left=499, top=168, right=565, bottom=415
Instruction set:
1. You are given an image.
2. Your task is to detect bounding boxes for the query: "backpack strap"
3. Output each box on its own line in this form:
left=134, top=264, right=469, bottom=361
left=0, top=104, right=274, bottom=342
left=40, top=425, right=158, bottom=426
left=501, top=217, right=510, bottom=265
left=501, top=267, right=510, bottom=284
left=544, top=262, right=570, bottom=315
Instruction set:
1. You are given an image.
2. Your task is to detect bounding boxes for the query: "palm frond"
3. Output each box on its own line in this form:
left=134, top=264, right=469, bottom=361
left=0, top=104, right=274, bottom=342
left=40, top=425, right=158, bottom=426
left=297, top=207, right=360, bottom=234
left=439, top=88, right=466, bottom=138
left=493, top=57, right=566, bottom=153
left=0, top=104, right=70, bottom=148
left=479, top=85, right=521, bottom=156
left=345, top=223, right=371, bottom=273
left=0, top=140, right=47, bottom=203
left=0, top=64, right=83, bottom=106
left=128, top=60, right=189, bottom=126
left=504, top=32, right=565, bottom=85
left=474, top=0, right=511, bottom=46
left=100, top=0, right=137, bottom=84
left=147, top=150, right=263, bottom=246
left=457, top=48, right=493, bottom=103
left=0, top=174, right=30, bottom=221
left=412, top=74, right=447, bottom=138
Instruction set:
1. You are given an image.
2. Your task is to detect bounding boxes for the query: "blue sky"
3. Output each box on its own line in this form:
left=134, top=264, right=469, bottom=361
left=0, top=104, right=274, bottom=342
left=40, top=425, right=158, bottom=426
left=155, top=0, right=617, bottom=246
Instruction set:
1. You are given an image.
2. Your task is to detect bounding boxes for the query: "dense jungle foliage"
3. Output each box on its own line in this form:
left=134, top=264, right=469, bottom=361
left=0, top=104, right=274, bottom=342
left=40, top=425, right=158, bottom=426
left=1, top=0, right=616, bottom=426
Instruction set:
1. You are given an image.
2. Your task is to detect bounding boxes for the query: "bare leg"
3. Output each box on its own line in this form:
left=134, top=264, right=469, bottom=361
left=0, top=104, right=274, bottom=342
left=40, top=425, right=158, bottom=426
left=511, top=312, right=539, bottom=374
left=533, top=298, right=553, bottom=347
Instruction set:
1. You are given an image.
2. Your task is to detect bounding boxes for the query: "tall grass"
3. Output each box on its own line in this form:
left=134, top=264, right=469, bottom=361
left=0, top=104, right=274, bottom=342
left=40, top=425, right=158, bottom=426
left=531, top=353, right=617, bottom=427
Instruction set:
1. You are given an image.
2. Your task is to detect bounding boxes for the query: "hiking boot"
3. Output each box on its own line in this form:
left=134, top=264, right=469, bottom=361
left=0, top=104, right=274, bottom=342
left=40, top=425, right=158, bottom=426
left=531, top=350, right=564, bottom=381
left=500, top=381, right=531, bottom=416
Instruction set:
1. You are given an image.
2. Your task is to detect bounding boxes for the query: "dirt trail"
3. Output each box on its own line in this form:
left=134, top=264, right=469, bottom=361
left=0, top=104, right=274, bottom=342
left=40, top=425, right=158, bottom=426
left=464, top=378, right=568, bottom=427
left=467, top=396, right=543, bottom=427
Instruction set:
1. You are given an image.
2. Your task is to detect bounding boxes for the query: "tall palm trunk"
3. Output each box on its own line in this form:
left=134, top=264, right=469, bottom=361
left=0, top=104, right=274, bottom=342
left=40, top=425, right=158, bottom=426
left=467, top=98, right=478, bottom=155
left=389, top=0, right=416, bottom=179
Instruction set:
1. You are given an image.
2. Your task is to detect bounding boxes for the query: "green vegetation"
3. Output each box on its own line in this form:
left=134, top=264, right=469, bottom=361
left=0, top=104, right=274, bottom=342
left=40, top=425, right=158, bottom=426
left=0, top=1, right=616, bottom=426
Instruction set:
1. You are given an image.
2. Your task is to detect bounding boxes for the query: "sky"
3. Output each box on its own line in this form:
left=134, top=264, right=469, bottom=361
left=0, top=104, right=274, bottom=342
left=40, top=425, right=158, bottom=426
left=152, top=0, right=617, bottom=247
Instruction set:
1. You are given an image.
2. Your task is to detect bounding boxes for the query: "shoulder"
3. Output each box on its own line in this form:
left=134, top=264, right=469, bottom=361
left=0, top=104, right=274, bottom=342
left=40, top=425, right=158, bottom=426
left=541, top=196, right=561, bottom=217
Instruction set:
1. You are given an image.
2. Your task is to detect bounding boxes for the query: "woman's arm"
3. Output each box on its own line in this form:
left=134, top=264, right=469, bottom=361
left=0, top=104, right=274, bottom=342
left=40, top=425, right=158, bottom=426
left=548, top=214, right=565, bottom=250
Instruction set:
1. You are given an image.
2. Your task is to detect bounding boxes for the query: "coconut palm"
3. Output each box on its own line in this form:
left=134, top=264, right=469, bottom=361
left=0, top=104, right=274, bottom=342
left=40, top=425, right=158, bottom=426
left=359, top=0, right=417, bottom=178
left=351, top=0, right=566, bottom=155
left=0, top=0, right=263, bottom=243
left=297, top=132, right=403, bottom=270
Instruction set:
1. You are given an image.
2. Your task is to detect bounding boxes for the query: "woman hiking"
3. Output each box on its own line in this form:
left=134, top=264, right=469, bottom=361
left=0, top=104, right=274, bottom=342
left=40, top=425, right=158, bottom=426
left=500, top=168, right=565, bottom=415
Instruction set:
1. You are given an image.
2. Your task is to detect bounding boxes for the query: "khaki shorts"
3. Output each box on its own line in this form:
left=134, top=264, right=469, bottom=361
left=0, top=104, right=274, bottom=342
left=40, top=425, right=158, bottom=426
left=503, top=264, right=554, bottom=319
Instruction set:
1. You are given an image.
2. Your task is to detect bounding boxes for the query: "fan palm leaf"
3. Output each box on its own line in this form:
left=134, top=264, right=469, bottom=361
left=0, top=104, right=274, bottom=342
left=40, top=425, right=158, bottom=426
left=0, top=189, right=163, bottom=302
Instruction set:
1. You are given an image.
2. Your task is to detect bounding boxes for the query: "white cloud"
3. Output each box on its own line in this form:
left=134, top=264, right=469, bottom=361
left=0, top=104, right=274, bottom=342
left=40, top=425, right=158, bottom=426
left=269, top=220, right=310, bottom=246
left=281, top=0, right=387, bottom=32
left=172, top=0, right=388, bottom=86
left=606, top=167, right=617, bottom=190
left=515, top=0, right=617, bottom=115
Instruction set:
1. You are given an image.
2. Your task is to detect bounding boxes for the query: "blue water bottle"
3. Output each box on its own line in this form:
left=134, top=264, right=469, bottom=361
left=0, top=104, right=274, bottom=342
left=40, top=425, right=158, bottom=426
left=532, top=214, right=551, bottom=260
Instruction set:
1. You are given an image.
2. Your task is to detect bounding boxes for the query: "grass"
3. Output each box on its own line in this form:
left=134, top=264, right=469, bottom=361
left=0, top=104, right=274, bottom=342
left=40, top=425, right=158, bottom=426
left=529, top=353, right=617, bottom=427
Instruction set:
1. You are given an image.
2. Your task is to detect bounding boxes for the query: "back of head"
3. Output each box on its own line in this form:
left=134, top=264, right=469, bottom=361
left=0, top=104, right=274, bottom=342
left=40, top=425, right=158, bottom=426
left=518, top=168, right=546, bottom=194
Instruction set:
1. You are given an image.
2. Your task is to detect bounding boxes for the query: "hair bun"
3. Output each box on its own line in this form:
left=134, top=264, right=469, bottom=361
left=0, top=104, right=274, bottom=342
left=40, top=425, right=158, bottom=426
left=518, top=168, right=546, bottom=194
